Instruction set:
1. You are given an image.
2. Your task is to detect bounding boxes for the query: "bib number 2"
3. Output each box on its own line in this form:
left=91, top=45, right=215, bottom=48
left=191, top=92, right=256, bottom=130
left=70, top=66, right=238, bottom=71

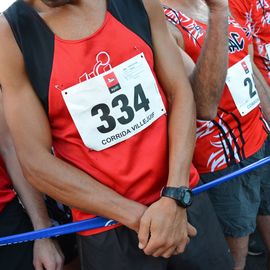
left=244, top=77, right=256, bottom=99
left=226, top=55, right=260, bottom=116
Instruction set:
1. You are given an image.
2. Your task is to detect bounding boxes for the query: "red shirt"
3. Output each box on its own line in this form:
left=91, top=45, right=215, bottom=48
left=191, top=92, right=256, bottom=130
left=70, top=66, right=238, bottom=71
left=48, top=12, right=199, bottom=235
left=230, top=0, right=270, bottom=85
left=164, top=7, right=269, bottom=174
left=0, top=157, right=15, bottom=213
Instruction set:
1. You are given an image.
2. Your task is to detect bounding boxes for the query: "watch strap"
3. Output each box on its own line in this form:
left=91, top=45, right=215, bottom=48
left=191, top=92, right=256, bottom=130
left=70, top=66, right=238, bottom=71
left=161, top=186, right=193, bottom=208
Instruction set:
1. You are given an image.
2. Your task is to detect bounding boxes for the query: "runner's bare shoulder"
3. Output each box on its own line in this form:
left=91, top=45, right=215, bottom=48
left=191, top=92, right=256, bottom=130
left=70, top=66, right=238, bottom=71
left=0, top=14, right=26, bottom=91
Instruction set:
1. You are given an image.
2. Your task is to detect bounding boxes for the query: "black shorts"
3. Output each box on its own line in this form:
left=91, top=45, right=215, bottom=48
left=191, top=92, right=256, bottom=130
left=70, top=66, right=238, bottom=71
left=201, top=137, right=270, bottom=237
left=77, top=191, right=233, bottom=270
left=0, top=198, right=34, bottom=270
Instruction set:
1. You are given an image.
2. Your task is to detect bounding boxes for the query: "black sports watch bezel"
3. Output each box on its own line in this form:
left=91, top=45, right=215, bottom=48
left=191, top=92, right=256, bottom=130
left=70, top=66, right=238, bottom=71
left=161, top=186, right=193, bottom=208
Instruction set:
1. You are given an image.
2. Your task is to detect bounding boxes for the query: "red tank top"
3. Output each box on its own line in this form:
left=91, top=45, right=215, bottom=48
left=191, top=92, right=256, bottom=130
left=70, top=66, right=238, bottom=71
left=5, top=1, right=200, bottom=236
left=230, top=0, right=270, bottom=86
left=164, top=7, right=269, bottom=174
left=0, top=157, right=15, bottom=213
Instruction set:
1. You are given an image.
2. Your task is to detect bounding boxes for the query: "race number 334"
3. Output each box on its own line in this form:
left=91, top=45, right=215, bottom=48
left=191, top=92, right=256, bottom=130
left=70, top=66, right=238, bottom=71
left=62, top=53, right=166, bottom=151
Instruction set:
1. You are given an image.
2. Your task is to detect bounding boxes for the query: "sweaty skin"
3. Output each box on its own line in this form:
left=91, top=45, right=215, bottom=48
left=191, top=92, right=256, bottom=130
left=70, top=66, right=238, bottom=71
left=0, top=0, right=196, bottom=259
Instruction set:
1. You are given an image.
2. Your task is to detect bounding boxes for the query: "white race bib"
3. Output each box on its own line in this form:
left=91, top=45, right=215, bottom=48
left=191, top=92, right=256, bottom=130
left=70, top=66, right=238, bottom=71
left=265, top=44, right=270, bottom=60
left=226, top=55, right=260, bottom=116
left=62, top=53, right=166, bottom=151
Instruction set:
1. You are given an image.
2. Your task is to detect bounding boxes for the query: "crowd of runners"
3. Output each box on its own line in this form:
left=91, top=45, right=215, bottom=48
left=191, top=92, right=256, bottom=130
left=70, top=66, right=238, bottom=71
left=0, top=0, right=270, bottom=269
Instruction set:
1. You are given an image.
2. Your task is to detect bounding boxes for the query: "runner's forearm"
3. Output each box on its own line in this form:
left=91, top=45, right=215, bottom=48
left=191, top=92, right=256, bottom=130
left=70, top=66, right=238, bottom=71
left=18, top=149, right=146, bottom=231
left=190, top=8, right=228, bottom=119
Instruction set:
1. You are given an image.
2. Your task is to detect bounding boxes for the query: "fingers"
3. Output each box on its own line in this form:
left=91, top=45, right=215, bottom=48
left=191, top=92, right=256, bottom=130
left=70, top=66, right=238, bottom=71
left=42, top=261, right=57, bottom=270
left=55, top=254, right=64, bottom=270
left=33, top=239, right=64, bottom=270
left=187, top=222, right=197, bottom=237
left=173, top=237, right=190, bottom=256
left=154, top=246, right=176, bottom=258
left=41, top=256, right=63, bottom=270
left=138, top=214, right=151, bottom=250
left=142, top=227, right=190, bottom=256
left=33, top=261, right=43, bottom=270
left=54, top=241, right=65, bottom=270
left=141, top=223, right=195, bottom=258
left=143, top=236, right=171, bottom=256
left=34, top=260, right=56, bottom=270
left=42, top=256, right=63, bottom=270
left=175, top=236, right=190, bottom=254
left=147, top=234, right=191, bottom=258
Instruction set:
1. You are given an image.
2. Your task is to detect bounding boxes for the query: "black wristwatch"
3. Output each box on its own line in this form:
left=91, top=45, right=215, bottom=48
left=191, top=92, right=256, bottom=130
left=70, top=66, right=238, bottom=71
left=161, top=186, right=193, bottom=208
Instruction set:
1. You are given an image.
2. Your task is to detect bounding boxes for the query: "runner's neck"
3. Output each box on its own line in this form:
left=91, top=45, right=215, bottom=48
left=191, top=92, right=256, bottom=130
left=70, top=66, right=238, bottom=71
left=23, top=0, right=108, bottom=41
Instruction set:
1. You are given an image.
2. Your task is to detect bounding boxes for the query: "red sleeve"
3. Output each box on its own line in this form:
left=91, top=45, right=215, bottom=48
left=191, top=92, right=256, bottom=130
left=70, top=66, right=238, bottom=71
left=229, top=0, right=250, bottom=26
left=229, top=0, right=253, bottom=38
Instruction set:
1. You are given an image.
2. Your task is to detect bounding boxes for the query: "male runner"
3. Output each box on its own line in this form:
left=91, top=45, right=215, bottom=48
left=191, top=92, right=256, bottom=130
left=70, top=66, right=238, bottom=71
left=221, top=2, right=270, bottom=262
left=163, top=0, right=270, bottom=269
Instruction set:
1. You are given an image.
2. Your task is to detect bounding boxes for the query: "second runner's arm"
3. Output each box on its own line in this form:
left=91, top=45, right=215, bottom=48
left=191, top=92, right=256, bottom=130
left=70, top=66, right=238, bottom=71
left=0, top=92, right=64, bottom=270
left=168, top=0, right=229, bottom=120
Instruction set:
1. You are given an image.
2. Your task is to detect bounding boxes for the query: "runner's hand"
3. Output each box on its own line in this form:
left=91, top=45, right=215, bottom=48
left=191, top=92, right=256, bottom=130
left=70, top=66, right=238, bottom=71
left=33, top=238, right=64, bottom=270
left=138, top=197, right=197, bottom=258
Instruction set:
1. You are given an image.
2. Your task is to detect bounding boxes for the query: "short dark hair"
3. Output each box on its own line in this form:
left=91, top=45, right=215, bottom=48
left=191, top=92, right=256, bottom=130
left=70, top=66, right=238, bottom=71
left=41, top=0, right=73, bottom=7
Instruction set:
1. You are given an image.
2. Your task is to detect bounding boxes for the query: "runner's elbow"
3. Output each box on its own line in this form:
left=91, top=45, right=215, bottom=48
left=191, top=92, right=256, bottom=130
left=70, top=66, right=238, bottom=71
left=196, top=106, right=217, bottom=120
left=19, top=153, right=50, bottom=192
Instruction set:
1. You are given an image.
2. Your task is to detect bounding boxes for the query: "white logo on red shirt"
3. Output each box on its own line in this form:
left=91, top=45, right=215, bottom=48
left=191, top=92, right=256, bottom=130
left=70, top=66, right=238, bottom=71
left=79, top=51, right=112, bottom=82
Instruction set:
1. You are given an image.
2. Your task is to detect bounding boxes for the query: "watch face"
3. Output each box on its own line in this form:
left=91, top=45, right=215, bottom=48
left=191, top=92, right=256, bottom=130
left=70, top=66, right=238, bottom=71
left=183, top=191, right=191, bottom=204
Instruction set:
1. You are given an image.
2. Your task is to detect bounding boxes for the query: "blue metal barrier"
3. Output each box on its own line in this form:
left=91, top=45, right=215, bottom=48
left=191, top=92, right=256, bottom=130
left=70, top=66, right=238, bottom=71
left=1, top=156, right=270, bottom=246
